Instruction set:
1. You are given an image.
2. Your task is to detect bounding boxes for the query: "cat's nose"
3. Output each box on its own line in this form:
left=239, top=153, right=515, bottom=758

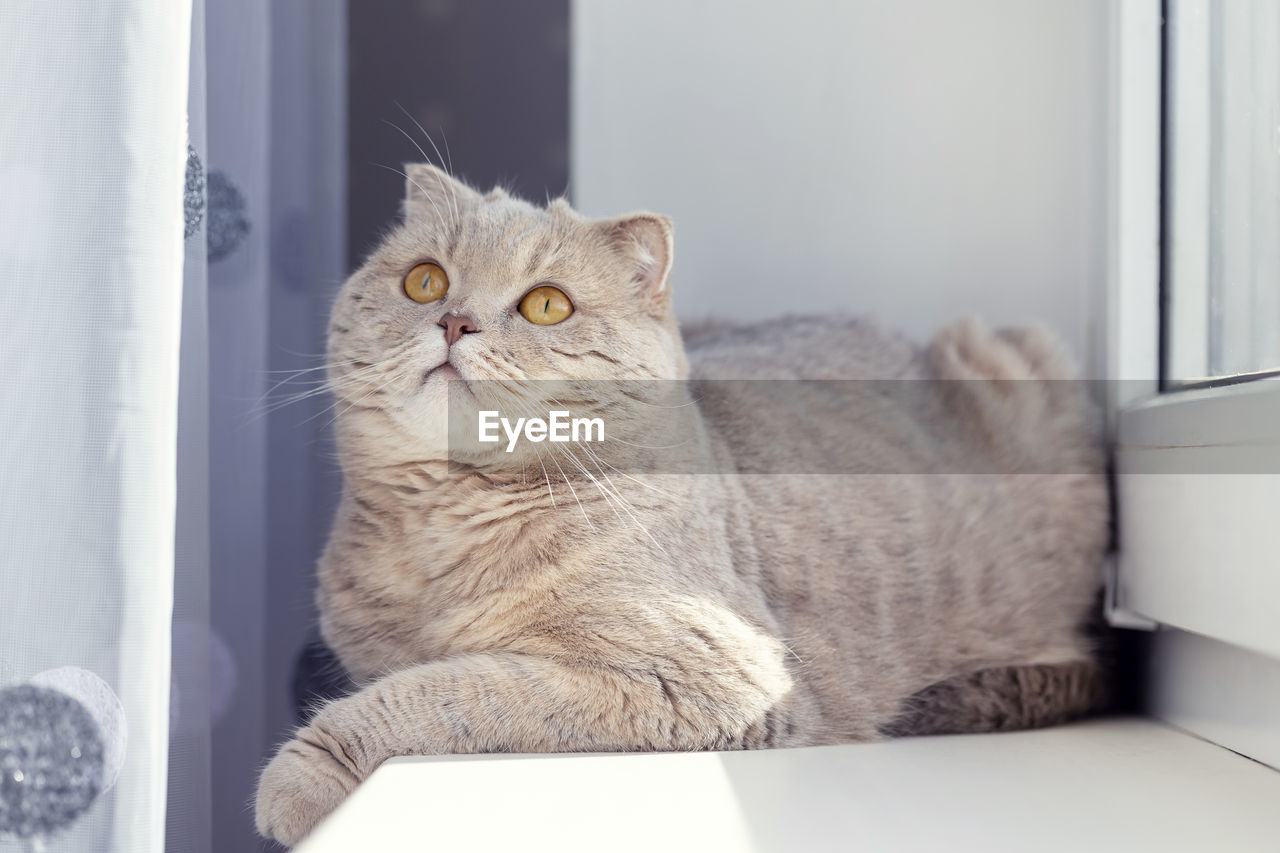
left=438, top=313, right=479, bottom=347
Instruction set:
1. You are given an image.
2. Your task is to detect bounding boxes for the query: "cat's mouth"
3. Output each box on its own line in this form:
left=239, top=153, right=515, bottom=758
left=423, top=361, right=464, bottom=384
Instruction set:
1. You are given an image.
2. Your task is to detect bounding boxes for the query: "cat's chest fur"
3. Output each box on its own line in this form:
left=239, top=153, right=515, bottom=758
left=315, top=463, right=731, bottom=684
left=317, top=471, right=564, bottom=678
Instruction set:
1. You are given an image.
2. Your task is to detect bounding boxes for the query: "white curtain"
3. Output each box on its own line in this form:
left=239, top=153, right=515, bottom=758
left=0, top=3, right=346, bottom=848
left=0, top=2, right=203, bottom=851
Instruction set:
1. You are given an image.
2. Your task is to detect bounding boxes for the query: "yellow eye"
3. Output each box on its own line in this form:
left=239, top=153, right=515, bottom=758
left=403, top=262, right=449, bottom=303
left=518, top=285, right=573, bottom=325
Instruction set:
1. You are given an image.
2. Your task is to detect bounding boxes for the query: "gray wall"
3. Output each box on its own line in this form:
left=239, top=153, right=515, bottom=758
left=347, top=0, right=570, bottom=268
left=205, top=0, right=272, bottom=848
left=206, top=2, right=346, bottom=851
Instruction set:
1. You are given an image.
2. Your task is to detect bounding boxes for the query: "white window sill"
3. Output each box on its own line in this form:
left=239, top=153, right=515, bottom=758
left=299, top=717, right=1280, bottom=852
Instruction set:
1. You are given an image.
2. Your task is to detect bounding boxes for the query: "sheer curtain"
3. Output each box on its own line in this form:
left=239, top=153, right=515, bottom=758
left=1, top=3, right=346, bottom=848
left=0, top=2, right=202, bottom=851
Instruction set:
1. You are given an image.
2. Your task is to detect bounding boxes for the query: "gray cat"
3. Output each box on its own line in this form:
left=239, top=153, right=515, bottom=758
left=256, top=164, right=1108, bottom=846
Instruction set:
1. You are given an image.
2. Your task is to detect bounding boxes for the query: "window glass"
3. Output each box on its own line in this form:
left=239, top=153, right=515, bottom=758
left=1166, top=0, right=1280, bottom=383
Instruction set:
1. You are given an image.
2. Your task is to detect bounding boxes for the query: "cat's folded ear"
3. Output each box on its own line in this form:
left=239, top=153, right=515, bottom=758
left=599, top=212, right=674, bottom=303
left=402, top=163, right=479, bottom=225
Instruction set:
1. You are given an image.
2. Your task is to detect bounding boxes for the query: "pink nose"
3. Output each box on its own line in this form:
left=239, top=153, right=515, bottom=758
left=438, top=313, right=479, bottom=346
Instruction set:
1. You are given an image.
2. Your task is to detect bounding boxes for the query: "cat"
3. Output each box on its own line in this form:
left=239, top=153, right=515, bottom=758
left=255, top=163, right=1109, bottom=846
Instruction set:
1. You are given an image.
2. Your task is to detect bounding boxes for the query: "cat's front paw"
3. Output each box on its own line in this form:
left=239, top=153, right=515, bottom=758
left=255, top=732, right=361, bottom=847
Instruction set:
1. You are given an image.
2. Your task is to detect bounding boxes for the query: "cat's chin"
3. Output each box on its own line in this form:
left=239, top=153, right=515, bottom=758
left=423, top=362, right=464, bottom=384
left=380, top=385, right=452, bottom=460
left=380, top=373, right=494, bottom=464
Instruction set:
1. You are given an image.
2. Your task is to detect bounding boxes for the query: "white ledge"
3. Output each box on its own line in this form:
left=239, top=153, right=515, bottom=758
left=300, top=717, right=1280, bottom=852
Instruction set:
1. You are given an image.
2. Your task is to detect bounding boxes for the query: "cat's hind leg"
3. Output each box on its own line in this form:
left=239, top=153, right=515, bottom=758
left=878, top=660, right=1110, bottom=737
left=928, top=317, right=1080, bottom=383
left=926, top=318, right=1101, bottom=474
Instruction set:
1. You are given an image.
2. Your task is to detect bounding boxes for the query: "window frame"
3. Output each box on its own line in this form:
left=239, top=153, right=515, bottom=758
left=1109, top=0, right=1280, bottom=766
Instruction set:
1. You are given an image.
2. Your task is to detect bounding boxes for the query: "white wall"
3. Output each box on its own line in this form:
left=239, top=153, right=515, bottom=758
left=573, top=0, right=1109, bottom=370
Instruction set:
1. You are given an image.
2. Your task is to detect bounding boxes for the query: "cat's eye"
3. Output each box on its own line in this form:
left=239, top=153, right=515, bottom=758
left=403, top=262, right=449, bottom=304
left=518, top=285, right=573, bottom=325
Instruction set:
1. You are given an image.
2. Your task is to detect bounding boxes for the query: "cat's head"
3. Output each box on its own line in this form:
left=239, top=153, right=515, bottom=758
left=327, top=164, right=688, bottom=463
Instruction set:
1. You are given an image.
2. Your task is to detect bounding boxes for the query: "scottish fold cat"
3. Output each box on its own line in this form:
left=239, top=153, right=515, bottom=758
left=256, top=165, right=1108, bottom=845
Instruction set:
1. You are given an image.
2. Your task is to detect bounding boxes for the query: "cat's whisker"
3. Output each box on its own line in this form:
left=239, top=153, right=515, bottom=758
left=545, top=448, right=595, bottom=532
left=242, top=385, right=342, bottom=428
left=245, top=362, right=390, bottom=424
left=570, top=440, right=627, bottom=505
left=312, top=343, right=440, bottom=433
left=259, top=359, right=360, bottom=377
left=618, top=388, right=703, bottom=410
left=383, top=117, right=435, bottom=176
left=541, top=393, right=689, bottom=498
left=257, top=362, right=379, bottom=405
left=251, top=386, right=334, bottom=417
left=440, top=126, right=454, bottom=179
left=509, top=399, right=561, bottom=513
left=581, top=453, right=642, bottom=518
left=531, top=445, right=556, bottom=510
left=393, top=103, right=450, bottom=180
left=558, top=442, right=671, bottom=559
left=263, top=377, right=334, bottom=391
left=578, top=449, right=678, bottom=501
left=395, top=103, right=460, bottom=230
left=293, top=375, right=394, bottom=433
left=381, top=118, right=457, bottom=232
left=317, top=368, right=407, bottom=431
left=272, top=345, right=339, bottom=360
left=505, top=398, right=593, bottom=527
left=588, top=481, right=674, bottom=561
left=601, top=433, right=695, bottom=451
left=557, top=444, right=624, bottom=526
left=252, top=363, right=347, bottom=403
left=267, top=379, right=363, bottom=415
left=500, top=393, right=672, bottom=545
left=372, top=162, right=450, bottom=238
